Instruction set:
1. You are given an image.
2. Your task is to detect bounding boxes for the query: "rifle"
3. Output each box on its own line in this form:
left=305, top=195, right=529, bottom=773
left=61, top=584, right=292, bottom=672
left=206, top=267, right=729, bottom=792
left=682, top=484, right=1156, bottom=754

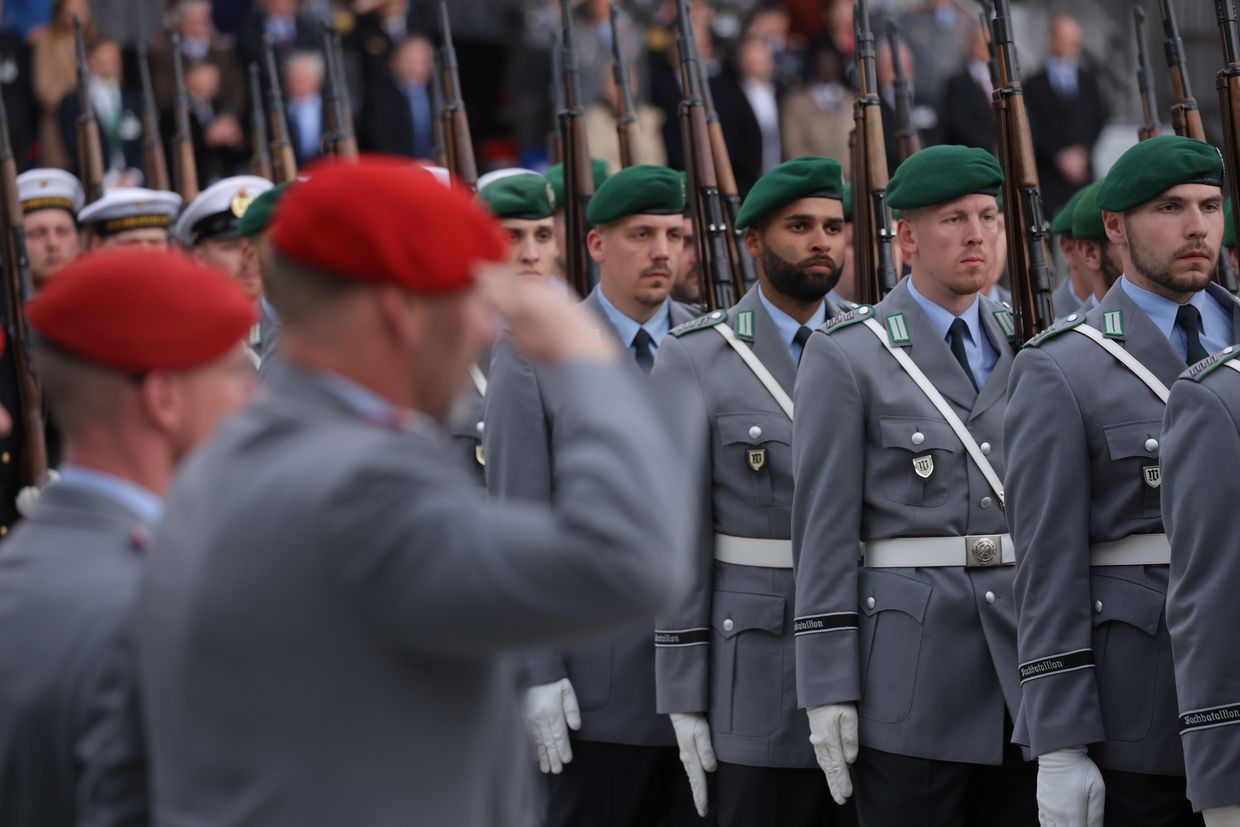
left=558, top=0, right=596, bottom=295
left=439, top=2, right=477, bottom=189
left=429, top=48, right=447, bottom=167
left=851, top=0, right=898, bottom=306
left=263, top=37, right=297, bottom=184
left=73, top=17, right=103, bottom=203
left=988, top=0, right=1054, bottom=340
left=885, top=20, right=921, bottom=164
left=675, top=0, right=734, bottom=311
left=1159, top=0, right=1207, bottom=141
left=248, top=63, right=273, bottom=180
left=318, top=24, right=358, bottom=161
left=170, top=32, right=199, bottom=204
left=608, top=3, right=639, bottom=168
left=331, top=32, right=358, bottom=161
left=1213, top=0, right=1240, bottom=293
left=318, top=23, right=340, bottom=156
left=137, top=43, right=170, bottom=191
left=1134, top=5, right=1161, bottom=141
left=547, top=33, right=564, bottom=165
left=0, top=91, right=47, bottom=489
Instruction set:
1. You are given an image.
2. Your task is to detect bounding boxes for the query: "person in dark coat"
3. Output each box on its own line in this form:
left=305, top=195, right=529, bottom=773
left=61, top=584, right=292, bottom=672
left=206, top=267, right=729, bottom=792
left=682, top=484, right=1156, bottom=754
left=710, top=36, right=783, bottom=197
left=360, top=35, right=436, bottom=159
left=939, top=24, right=997, bottom=154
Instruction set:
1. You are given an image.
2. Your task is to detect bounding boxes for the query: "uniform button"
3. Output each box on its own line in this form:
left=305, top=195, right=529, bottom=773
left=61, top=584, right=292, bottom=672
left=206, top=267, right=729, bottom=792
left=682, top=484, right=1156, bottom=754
left=1145, top=438, right=1158, bottom=453
left=980, top=496, right=993, bottom=509
left=748, top=425, right=762, bottom=440
left=1067, top=314, right=1078, bottom=322
left=985, top=591, right=996, bottom=604
left=980, top=442, right=991, bottom=456
left=866, top=596, right=876, bottom=609
left=475, top=421, right=485, bottom=434
left=1094, top=600, right=1103, bottom=614
left=722, top=618, right=734, bottom=632
left=911, top=431, right=925, bottom=446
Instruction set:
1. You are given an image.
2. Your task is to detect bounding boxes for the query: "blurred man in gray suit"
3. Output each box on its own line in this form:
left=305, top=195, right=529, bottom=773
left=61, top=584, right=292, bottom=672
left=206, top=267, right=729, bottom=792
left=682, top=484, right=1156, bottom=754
left=1007, top=135, right=1239, bottom=827
left=0, top=249, right=256, bottom=827
left=792, top=145, right=1036, bottom=826
left=484, top=164, right=702, bottom=827
left=1163, top=347, right=1240, bottom=827
left=652, top=157, right=855, bottom=826
left=135, top=159, right=696, bottom=827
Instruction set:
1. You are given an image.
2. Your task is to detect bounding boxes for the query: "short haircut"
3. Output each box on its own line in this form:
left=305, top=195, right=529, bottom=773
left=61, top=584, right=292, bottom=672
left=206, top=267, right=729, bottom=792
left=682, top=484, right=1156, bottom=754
left=32, top=342, right=130, bottom=438
left=262, top=249, right=364, bottom=326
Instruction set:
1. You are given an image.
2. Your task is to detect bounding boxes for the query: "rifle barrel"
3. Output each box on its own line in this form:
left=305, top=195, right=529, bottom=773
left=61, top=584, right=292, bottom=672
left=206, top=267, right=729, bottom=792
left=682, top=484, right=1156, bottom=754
left=1134, top=5, right=1161, bottom=141
left=73, top=17, right=104, bottom=203
left=1160, top=0, right=1207, bottom=140
left=248, top=63, right=273, bottom=180
left=264, top=36, right=297, bottom=183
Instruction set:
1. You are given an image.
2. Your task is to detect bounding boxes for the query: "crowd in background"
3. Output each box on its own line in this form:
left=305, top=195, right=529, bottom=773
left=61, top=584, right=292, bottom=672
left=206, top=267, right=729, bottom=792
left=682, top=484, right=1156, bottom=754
left=0, top=0, right=1111, bottom=217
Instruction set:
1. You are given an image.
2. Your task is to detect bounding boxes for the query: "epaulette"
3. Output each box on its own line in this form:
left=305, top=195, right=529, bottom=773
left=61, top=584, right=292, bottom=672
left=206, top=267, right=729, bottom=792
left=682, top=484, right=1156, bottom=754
left=1183, top=345, right=1240, bottom=382
left=823, top=304, right=876, bottom=335
left=1024, top=312, right=1087, bottom=348
left=670, top=308, right=728, bottom=337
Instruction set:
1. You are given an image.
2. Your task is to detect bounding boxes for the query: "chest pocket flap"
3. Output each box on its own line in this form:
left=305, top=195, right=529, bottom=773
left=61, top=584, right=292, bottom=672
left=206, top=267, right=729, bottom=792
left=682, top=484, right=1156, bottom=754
left=1090, top=573, right=1164, bottom=635
left=717, top=413, right=792, bottom=446
left=1102, top=420, right=1162, bottom=461
left=859, top=569, right=932, bottom=623
left=878, top=417, right=958, bottom=455
left=711, top=590, right=786, bottom=639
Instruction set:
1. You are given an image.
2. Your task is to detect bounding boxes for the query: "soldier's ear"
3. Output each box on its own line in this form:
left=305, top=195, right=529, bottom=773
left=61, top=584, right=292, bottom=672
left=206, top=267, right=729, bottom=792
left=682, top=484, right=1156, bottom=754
left=743, top=227, right=761, bottom=260
left=586, top=227, right=605, bottom=264
left=1103, top=211, right=1125, bottom=247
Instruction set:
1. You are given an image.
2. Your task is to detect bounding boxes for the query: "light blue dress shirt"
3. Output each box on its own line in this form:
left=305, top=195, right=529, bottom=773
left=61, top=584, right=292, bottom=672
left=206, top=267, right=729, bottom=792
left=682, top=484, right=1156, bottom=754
left=756, top=286, right=827, bottom=364
left=1120, top=276, right=1233, bottom=360
left=595, top=288, right=672, bottom=360
left=288, top=96, right=322, bottom=160
left=907, top=277, right=999, bottom=389
left=56, top=464, right=163, bottom=526
left=1045, top=57, right=1079, bottom=98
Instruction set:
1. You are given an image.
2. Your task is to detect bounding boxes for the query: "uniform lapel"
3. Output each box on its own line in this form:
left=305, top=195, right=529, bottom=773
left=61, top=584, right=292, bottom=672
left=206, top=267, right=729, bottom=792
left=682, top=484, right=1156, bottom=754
left=735, top=289, right=797, bottom=397
left=1096, top=282, right=1185, bottom=387
left=971, top=299, right=1016, bottom=421
left=1205, top=281, right=1240, bottom=344
left=881, top=280, right=978, bottom=410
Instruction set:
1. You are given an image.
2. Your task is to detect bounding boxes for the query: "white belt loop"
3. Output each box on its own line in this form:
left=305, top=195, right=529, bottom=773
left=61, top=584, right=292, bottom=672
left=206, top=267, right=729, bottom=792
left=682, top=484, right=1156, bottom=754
left=1089, top=533, right=1171, bottom=566
left=714, top=324, right=795, bottom=420
left=862, top=535, right=1015, bottom=568
left=1069, top=326, right=1170, bottom=403
left=713, top=534, right=794, bottom=568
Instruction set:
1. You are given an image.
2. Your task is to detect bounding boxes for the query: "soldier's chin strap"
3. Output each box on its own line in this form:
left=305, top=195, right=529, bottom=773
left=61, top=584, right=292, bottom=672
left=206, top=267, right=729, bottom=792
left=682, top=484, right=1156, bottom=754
left=1069, top=325, right=1170, bottom=403
left=713, top=323, right=795, bottom=420
left=860, top=317, right=1005, bottom=509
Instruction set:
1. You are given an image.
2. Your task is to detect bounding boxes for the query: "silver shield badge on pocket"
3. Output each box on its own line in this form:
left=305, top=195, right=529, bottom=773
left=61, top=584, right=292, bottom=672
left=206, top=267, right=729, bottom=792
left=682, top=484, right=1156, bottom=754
left=912, top=454, right=934, bottom=479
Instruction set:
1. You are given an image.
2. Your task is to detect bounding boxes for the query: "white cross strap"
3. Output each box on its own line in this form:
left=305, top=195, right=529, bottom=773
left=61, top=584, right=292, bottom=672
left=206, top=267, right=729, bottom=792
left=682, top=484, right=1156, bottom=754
left=469, top=364, right=488, bottom=398
left=861, top=317, right=1006, bottom=508
left=714, top=323, right=795, bottom=420
left=1069, top=325, right=1169, bottom=403
left=1225, top=360, right=1240, bottom=377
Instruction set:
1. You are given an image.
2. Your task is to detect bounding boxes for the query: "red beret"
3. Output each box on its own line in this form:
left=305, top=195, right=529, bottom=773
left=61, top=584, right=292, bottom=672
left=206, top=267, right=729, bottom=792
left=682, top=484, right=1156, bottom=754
left=270, top=156, right=506, bottom=293
left=27, top=249, right=255, bottom=371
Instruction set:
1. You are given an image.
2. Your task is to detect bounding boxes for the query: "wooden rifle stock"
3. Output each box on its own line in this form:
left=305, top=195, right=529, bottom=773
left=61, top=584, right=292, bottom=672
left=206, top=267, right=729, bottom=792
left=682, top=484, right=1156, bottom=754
left=73, top=18, right=103, bottom=203
left=608, top=3, right=639, bottom=168
left=318, top=23, right=340, bottom=156
left=331, top=32, right=357, bottom=161
left=138, top=44, right=170, bottom=191
left=170, top=33, right=199, bottom=203
left=1160, top=0, right=1207, bottom=141
left=1213, top=0, right=1240, bottom=293
left=559, top=0, right=595, bottom=295
left=440, top=2, right=478, bottom=190
left=429, top=49, right=447, bottom=166
left=853, top=0, right=898, bottom=305
left=885, top=21, right=921, bottom=164
left=263, top=38, right=297, bottom=184
left=1134, top=5, right=1161, bottom=141
left=248, top=63, right=274, bottom=180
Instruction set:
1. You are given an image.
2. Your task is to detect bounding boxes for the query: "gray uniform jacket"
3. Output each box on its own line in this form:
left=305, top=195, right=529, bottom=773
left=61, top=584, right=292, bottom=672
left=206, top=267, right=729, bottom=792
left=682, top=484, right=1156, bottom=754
left=0, top=484, right=149, bottom=827
left=483, top=287, right=697, bottom=747
left=792, top=277, right=1021, bottom=766
left=1162, top=348, right=1240, bottom=809
left=135, top=359, right=695, bottom=827
left=1005, top=280, right=1240, bottom=776
left=652, top=288, right=840, bottom=769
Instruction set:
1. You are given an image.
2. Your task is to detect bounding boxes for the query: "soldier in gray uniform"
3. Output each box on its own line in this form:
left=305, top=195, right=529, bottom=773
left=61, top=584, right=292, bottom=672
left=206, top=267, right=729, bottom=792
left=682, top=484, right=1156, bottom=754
left=135, top=159, right=697, bottom=827
left=1050, top=185, right=1095, bottom=319
left=1065, top=180, right=1124, bottom=316
left=484, top=163, right=702, bottom=826
left=1006, top=135, right=1239, bottom=827
left=652, top=156, right=857, bottom=826
left=792, top=144, right=1036, bottom=826
left=0, top=249, right=257, bottom=827
left=1163, top=347, right=1240, bottom=827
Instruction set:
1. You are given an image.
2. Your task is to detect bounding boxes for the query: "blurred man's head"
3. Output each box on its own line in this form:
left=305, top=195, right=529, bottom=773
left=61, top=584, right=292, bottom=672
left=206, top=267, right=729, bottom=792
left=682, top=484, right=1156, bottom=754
left=262, top=0, right=298, bottom=18
left=1048, top=14, right=1082, bottom=61
left=176, top=0, right=214, bottom=40
left=18, top=169, right=84, bottom=291
left=88, top=40, right=122, bottom=82
left=78, top=189, right=182, bottom=252
left=390, top=36, right=433, bottom=86
left=671, top=216, right=701, bottom=305
left=478, top=174, right=559, bottom=282
left=737, top=36, right=775, bottom=83
left=285, top=52, right=325, bottom=100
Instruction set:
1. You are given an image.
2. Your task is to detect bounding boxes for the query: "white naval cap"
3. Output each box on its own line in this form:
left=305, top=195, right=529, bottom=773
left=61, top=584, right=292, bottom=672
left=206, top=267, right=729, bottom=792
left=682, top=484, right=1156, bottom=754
left=174, top=175, right=274, bottom=247
left=17, top=168, right=84, bottom=215
left=77, top=187, right=183, bottom=236
left=476, top=167, right=540, bottom=192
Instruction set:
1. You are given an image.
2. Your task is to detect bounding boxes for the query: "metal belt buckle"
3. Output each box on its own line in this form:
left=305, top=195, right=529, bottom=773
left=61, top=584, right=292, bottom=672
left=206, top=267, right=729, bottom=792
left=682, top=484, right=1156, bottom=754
left=965, top=535, right=1003, bottom=568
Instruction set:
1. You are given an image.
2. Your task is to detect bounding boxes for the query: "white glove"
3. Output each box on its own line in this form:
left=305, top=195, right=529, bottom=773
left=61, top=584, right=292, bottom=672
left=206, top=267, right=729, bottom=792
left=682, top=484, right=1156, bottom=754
left=1204, top=805, right=1240, bottom=827
left=669, top=712, right=717, bottom=817
left=1036, top=746, right=1105, bottom=827
left=522, top=678, right=581, bottom=774
left=807, top=703, right=859, bottom=805
left=16, top=468, right=60, bottom=518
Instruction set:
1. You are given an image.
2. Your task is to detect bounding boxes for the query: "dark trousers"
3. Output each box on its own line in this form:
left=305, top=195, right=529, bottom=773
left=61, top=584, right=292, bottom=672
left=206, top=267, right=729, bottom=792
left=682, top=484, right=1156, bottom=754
left=1101, top=769, right=1202, bottom=827
left=544, top=739, right=707, bottom=827
left=711, top=762, right=859, bottom=827
left=853, top=741, right=1038, bottom=827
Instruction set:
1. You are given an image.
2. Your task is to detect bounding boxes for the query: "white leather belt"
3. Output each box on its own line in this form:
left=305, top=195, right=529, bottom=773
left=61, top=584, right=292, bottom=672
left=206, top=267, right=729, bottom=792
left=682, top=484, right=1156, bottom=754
left=862, top=534, right=1014, bottom=568
left=714, top=534, right=793, bottom=568
left=1090, top=533, right=1170, bottom=566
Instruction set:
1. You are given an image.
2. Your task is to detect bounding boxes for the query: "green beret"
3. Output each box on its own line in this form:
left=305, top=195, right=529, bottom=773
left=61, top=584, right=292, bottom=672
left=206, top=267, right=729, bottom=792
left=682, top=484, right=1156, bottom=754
left=1226, top=198, right=1235, bottom=248
left=1096, top=135, right=1223, bottom=213
left=1050, top=185, right=1090, bottom=236
left=586, top=164, right=686, bottom=225
left=1071, top=180, right=1106, bottom=241
left=545, top=158, right=610, bottom=207
left=886, top=145, right=1003, bottom=211
left=842, top=181, right=853, bottom=222
left=479, top=173, right=556, bottom=220
left=238, top=181, right=291, bottom=238
left=736, top=156, right=844, bottom=231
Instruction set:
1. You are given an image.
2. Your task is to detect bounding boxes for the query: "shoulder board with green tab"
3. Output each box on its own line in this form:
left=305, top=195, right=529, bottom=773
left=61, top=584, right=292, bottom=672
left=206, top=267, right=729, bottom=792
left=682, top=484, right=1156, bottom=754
left=670, top=309, right=728, bottom=338
left=1024, top=313, right=1087, bottom=348
left=823, top=304, right=876, bottom=335
left=1184, top=345, right=1240, bottom=382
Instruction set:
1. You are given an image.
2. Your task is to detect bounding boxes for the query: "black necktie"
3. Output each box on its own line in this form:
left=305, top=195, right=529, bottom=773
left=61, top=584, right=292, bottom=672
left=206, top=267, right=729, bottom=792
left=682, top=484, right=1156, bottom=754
left=948, top=318, right=979, bottom=391
left=1175, top=303, right=1210, bottom=365
left=794, top=325, right=813, bottom=366
left=633, top=328, right=655, bottom=374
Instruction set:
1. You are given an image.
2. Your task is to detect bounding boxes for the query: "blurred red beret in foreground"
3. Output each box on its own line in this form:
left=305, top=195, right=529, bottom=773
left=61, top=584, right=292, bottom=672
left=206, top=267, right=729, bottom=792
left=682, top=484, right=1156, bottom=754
left=27, top=249, right=255, bottom=372
left=270, top=156, right=507, bottom=293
